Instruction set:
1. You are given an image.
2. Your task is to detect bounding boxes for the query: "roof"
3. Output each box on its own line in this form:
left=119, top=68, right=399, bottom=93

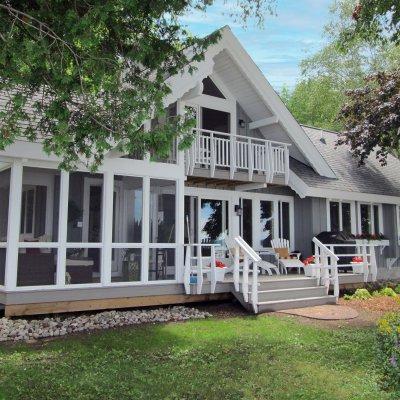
left=290, top=125, right=400, bottom=197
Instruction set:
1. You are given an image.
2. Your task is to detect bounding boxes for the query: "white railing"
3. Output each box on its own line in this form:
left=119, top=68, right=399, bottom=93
left=312, top=237, right=340, bottom=299
left=233, top=236, right=261, bottom=313
left=324, top=241, right=378, bottom=282
left=183, top=243, right=219, bottom=295
left=186, top=128, right=290, bottom=184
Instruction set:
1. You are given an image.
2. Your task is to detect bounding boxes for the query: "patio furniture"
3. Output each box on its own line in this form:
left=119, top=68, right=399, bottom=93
left=225, top=236, right=280, bottom=275
left=271, top=238, right=303, bottom=274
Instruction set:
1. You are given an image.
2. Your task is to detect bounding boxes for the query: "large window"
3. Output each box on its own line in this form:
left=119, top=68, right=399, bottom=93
left=358, top=203, right=382, bottom=235
left=328, top=200, right=354, bottom=234
left=259, top=200, right=273, bottom=248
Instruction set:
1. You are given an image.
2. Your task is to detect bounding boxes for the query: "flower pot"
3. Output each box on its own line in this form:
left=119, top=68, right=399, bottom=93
left=351, top=262, right=364, bottom=274
left=304, top=264, right=317, bottom=277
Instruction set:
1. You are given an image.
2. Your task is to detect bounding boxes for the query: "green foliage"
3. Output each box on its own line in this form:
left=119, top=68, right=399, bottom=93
left=377, top=312, right=400, bottom=395
left=0, top=315, right=391, bottom=399
left=0, top=1, right=274, bottom=170
left=378, top=288, right=398, bottom=298
left=344, top=288, right=373, bottom=300
left=284, top=0, right=400, bottom=134
left=395, top=284, right=400, bottom=294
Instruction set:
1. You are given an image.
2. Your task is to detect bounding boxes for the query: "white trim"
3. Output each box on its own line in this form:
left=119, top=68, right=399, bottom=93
left=249, top=116, right=279, bottom=130
left=357, top=202, right=383, bottom=235
left=326, top=199, right=356, bottom=234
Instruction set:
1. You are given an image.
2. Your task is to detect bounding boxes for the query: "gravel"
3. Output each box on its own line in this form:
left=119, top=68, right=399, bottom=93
left=0, top=306, right=212, bottom=342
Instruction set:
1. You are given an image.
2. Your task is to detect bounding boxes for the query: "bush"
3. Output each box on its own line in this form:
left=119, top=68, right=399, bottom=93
left=377, top=313, right=400, bottom=395
left=379, top=288, right=398, bottom=298
left=395, top=284, right=400, bottom=295
left=344, top=288, right=372, bottom=300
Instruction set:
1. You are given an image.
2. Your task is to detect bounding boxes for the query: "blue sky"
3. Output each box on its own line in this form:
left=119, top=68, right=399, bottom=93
left=182, top=0, right=332, bottom=91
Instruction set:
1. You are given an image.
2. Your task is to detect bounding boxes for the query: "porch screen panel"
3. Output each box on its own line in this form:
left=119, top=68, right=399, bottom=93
left=149, top=179, right=176, bottom=243
left=0, top=168, right=10, bottom=285
left=242, top=199, right=253, bottom=246
left=259, top=200, right=273, bottom=248
left=149, top=248, right=175, bottom=281
left=200, top=199, right=229, bottom=247
left=184, top=196, right=198, bottom=244
left=111, top=248, right=142, bottom=283
left=20, top=167, right=60, bottom=242
left=66, top=172, right=104, bottom=284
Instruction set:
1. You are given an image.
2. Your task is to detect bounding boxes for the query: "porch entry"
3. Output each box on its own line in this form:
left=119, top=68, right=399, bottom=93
left=184, top=187, right=294, bottom=256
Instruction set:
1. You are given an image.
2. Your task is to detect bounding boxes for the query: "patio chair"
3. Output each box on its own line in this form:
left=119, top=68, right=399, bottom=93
left=271, top=238, right=303, bottom=274
left=225, top=236, right=280, bottom=276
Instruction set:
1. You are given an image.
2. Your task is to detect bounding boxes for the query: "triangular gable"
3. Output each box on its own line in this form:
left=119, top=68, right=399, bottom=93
left=165, top=26, right=336, bottom=179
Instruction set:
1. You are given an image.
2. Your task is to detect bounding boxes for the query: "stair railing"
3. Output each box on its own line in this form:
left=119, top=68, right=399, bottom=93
left=183, top=243, right=218, bottom=295
left=312, top=237, right=340, bottom=299
left=233, top=236, right=262, bottom=313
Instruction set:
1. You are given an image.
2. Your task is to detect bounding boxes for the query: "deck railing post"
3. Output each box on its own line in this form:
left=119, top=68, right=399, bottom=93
left=210, top=132, right=216, bottom=177
left=369, top=245, right=377, bottom=282
left=252, top=262, right=258, bottom=313
left=361, top=242, right=369, bottom=282
left=243, top=253, right=249, bottom=302
left=210, top=245, right=216, bottom=294
left=247, top=138, right=253, bottom=181
left=233, top=245, right=240, bottom=292
left=184, top=245, right=191, bottom=294
left=196, top=244, right=203, bottom=294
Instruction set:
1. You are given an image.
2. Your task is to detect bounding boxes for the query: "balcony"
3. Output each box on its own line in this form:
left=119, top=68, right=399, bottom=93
left=185, top=128, right=290, bottom=184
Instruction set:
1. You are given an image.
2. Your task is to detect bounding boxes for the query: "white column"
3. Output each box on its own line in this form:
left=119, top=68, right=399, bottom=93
left=101, top=171, right=114, bottom=285
left=176, top=100, right=185, bottom=168
left=142, top=176, right=150, bottom=282
left=56, top=171, right=69, bottom=286
left=176, top=177, right=185, bottom=282
left=5, top=161, right=23, bottom=290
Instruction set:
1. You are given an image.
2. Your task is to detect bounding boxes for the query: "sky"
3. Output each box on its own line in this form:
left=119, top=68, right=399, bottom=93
left=182, top=0, right=333, bottom=92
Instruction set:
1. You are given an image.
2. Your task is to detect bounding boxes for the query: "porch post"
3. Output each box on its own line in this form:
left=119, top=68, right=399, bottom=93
left=101, top=170, right=114, bottom=285
left=176, top=177, right=185, bottom=282
left=142, top=176, right=150, bottom=282
left=176, top=100, right=185, bottom=168
left=56, top=170, right=69, bottom=286
left=4, top=160, right=23, bottom=290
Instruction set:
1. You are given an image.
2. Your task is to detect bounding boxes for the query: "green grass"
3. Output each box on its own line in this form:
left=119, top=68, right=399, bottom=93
left=0, top=314, right=391, bottom=400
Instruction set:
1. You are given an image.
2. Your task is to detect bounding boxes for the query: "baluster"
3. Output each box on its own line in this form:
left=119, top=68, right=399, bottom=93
left=196, top=244, right=203, bottom=294
left=252, top=262, right=258, bottom=313
left=230, top=135, right=236, bottom=179
left=362, top=242, right=369, bottom=282
left=233, top=245, right=240, bottom=292
left=369, top=245, right=377, bottom=282
left=243, top=253, right=249, bottom=302
left=184, top=245, right=191, bottom=294
left=248, top=138, right=253, bottom=181
left=314, top=244, right=321, bottom=285
left=284, top=145, right=290, bottom=184
left=332, top=256, right=339, bottom=299
left=210, top=245, right=217, bottom=294
left=210, top=132, right=215, bottom=177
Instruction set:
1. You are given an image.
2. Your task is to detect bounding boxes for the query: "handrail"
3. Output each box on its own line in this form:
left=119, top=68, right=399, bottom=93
left=312, top=237, right=339, bottom=299
left=192, top=127, right=291, bottom=148
left=233, top=236, right=259, bottom=313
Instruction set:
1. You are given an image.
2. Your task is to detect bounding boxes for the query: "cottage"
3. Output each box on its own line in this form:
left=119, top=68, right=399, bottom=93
left=1, top=27, right=399, bottom=316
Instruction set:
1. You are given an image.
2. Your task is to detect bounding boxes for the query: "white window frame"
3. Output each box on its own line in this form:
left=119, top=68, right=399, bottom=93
left=357, top=202, right=383, bottom=235
left=326, top=199, right=356, bottom=233
left=396, top=205, right=400, bottom=245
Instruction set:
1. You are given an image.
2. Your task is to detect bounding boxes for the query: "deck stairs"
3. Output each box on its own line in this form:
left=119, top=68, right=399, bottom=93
left=232, top=275, right=336, bottom=313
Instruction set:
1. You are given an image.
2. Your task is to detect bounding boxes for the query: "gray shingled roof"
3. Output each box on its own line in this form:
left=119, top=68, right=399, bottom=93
left=290, top=125, right=400, bottom=197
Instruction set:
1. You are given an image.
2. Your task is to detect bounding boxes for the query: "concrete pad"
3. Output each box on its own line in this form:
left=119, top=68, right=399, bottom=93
left=277, top=305, right=359, bottom=320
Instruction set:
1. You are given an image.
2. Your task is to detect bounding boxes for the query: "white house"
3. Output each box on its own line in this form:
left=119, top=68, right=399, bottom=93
left=1, top=27, right=400, bottom=316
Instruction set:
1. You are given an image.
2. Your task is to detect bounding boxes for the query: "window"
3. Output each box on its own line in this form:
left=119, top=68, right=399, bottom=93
left=259, top=200, right=273, bottom=248
left=327, top=200, right=354, bottom=234
left=200, top=199, right=229, bottom=247
left=278, top=201, right=290, bottom=241
left=201, top=108, right=230, bottom=133
left=0, top=167, right=10, bottom=286
left=358, top=203, right=382, bottom=235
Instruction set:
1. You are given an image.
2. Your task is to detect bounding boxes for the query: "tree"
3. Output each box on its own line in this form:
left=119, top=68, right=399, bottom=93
left=282, top=0, right=400, bottom=133
left=0, top=1, right=275, bottom=170
left=337, top=1, right=400, bottom=164
left=338, top=70, right=400, bottom=165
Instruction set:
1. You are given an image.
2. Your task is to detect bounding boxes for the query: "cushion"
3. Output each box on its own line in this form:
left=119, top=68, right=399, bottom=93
left=275, top=247, right=290, bottom=259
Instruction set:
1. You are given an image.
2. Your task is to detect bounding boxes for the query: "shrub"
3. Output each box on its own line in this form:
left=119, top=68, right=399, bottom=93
left=377, top=312, right=400, bottom=395
left=395, top=284, right=400, bottom=295
left=346, top=288, right=372, bottom=300
left=379, top=287, right=398, bottom=298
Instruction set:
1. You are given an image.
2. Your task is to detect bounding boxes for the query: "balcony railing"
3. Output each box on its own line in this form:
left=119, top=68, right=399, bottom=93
left=185, top=128, right=290, bottom=183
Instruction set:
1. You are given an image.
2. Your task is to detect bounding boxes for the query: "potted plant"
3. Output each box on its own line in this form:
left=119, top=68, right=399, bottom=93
left=303, top=256, right=316, bottom=277
left=350, top=256, right=364, bottom=274
left=208, top=260, right=228, bottom=281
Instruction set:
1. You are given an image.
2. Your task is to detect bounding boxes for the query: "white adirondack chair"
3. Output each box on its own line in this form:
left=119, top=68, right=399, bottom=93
left=271, top=238, right=303, bottom=274
left=225, top=236, right=280, bottom=275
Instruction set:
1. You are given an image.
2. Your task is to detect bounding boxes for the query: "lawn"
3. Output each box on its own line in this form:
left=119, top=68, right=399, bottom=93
left=0, top=313, right=391, bottom=400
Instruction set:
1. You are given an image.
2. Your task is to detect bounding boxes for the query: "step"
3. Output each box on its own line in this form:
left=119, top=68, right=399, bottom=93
left=254, top=286, right=327, bottom=302
left=257, top=295, right=337, bottom=313
left=241, top=277, right=319, bottom=291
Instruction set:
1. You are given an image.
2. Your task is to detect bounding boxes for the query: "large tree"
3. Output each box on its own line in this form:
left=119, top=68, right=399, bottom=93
left=337, top=0, right=400, bottom=164
left=0, top=1, right=274, bottom=170
left=282, top=0, right=400, bottom=133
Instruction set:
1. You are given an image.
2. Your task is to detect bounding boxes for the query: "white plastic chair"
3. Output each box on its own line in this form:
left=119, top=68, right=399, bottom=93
left=271, top=238, right=303, bottom=274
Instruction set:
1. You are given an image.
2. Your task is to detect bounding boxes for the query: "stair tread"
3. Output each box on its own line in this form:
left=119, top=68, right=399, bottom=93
left=258, top=295, right=335, bottom=305
left=249, top=286, right=324, bottom=294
